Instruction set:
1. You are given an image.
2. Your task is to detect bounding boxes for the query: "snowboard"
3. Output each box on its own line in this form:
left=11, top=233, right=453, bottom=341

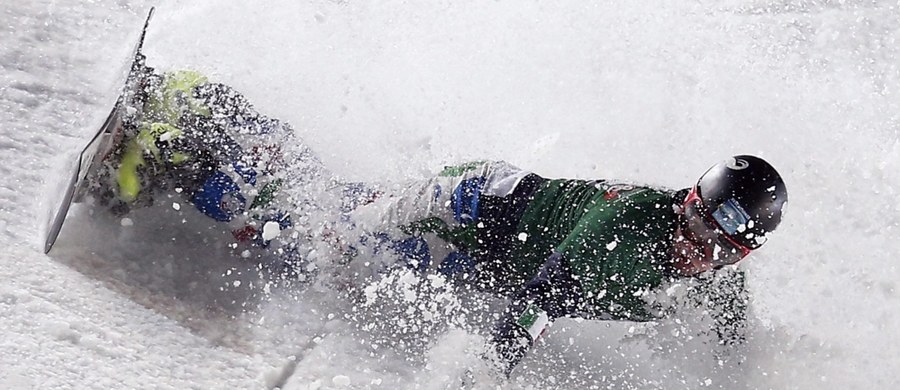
left=43, top=7, right=156, bottom=254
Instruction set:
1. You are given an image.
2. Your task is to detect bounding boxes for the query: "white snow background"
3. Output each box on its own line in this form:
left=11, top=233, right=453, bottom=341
left=3, top=0, right=900, bottom=389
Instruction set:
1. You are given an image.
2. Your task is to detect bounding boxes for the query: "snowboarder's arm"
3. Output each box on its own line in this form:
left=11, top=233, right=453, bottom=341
left=488, top=251, right=584, bottom=376
left=487, top=196, right=670, bottom=375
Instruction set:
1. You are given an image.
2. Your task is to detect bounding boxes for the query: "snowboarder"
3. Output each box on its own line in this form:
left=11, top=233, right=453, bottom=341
left=346, top=156, right=786, bottom=376
left=80, top=66, right=788, bottom=378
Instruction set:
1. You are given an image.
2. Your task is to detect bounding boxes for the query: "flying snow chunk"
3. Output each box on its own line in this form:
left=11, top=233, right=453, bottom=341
left=172, top=202, right=181, bottom=211
left=332, top=375, right=351, bottom=387
left=262, top=221, right=281, bottom=241
left=363, top=283, right=379, bottom=305
left=712, top=244, right=722, bottom=261
left=158, top=130, right=175, bottom=142
left=43, top=321, right=80, bottom=343
left=606, top=241, right=618, bottom=251
left=517, top=232, right=528, bottom=242
left=120, top=218, right=133, bottom=227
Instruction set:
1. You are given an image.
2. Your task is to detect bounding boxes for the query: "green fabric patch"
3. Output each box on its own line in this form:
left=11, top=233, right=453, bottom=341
left=507, top=179, right=678, bottom=321
left=516, top=303, right=543, bottom=329
left=401, top=216, right=480, bottom=252
left=147, top=70, right=211, bottom=124
left=250, top=179, right=283, bottom=209
left=438, top=161, right=486, bottom=177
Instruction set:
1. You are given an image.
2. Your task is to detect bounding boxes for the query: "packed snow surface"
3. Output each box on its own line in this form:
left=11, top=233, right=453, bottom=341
left=3, top=0, right=900, bottom=389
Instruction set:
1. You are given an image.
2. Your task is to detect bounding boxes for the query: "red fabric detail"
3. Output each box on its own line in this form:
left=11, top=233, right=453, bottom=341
left=232, top=225, right=257, bottom=242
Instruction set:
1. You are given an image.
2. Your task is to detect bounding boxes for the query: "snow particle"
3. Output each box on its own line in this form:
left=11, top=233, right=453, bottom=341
left=241, top=250, right=251, bottom=258
left=606, top=241, right=618, bottom=251
left=120, top=218, right=133, bottom=227
left=158, top=131, right=175, bottom=142
left=232, top=280, right=241, bottom=287
left=172, top=202, right=181, bottom=211
left=517, top=232, right=528, bottom=242
left=43, top=321, right=80, bottom=343
left=332, top=375, right=351, bottom=387
left=262, top=221, right=281, bottom=241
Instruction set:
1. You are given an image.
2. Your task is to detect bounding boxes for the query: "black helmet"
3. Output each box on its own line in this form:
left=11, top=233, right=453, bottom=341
left=696, top=155, right=787, bottom=249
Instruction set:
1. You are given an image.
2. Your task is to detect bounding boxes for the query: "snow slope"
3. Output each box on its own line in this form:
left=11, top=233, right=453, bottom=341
left=3, top=0, right=900, bottom=388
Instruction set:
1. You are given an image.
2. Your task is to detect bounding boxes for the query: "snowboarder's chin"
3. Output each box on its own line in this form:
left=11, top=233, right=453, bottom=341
left=670, top=228, right=714, bottom=276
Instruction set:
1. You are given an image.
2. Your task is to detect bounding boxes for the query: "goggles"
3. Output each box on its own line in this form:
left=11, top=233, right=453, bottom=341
left=681, top=187, right=752, bottom=266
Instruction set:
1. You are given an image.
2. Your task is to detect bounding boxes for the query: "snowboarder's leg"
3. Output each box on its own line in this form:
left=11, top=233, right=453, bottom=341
left=338, top=161, right=531, bottom=272
left=347, top=160, right=531, bottom=234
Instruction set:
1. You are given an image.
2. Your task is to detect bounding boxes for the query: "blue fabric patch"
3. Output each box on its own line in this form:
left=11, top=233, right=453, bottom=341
left=451, top=177, right=486, bottom=224
left=192, top=171, right=246, bottom=222
left=433, top=183, right=442, bottom=201
left=438, top=251, right=475, bottom=277
left=340, top=182, right=376, bottom=212
left=393, top=236, right=432, bottom=272
left=360, top=234, right=433, bottom=272
left=232, top=161, right=257, bottom=185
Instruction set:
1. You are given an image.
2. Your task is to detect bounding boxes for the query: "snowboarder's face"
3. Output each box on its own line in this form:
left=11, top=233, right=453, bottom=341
left=671, top=224, right=718, bottom=275
left=671, top=188, right=752, bottom=275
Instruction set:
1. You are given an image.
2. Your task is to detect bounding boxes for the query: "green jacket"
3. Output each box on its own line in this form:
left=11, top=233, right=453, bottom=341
left=437, top=177, right=680, bottom=322
left=512, top=180, right=678, bottom=321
